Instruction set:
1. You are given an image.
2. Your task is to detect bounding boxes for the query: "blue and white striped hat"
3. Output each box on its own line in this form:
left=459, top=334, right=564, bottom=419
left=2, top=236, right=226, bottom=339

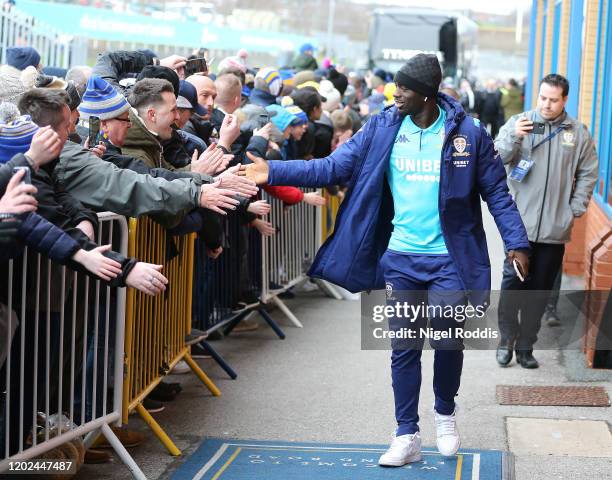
left=285, top=105, right=308, bottom=125
left=78, top=76, right=130, bottom=120
left=255, top=67, right=283, bottom=97
left=0, top=104, right=39, bottom=163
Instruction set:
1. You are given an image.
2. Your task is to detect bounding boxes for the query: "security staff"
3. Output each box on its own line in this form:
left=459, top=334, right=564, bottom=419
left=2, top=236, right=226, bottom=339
left=495, top=73, right=598, bottom=369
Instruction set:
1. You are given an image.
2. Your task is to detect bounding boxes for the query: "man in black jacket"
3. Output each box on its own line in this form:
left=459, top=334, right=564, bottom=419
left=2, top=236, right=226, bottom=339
left=92, top=49, right=187, bottom=96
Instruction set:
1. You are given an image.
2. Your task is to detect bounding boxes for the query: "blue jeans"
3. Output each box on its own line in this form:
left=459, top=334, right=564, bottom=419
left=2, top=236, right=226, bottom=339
left=380, top=250, right=466, bottom=436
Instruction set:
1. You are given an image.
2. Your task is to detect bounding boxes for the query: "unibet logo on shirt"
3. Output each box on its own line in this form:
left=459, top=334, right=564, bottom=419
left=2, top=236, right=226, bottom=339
left=394, top=158, right=441, bottom=183
left=387, top=106, right=448, bottom=255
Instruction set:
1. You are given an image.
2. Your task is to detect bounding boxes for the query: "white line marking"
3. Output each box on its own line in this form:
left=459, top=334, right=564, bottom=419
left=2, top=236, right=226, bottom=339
left=193, top=443, right=229, bottom=480
left=189, top=441, right=482, bottom=480
left=225, top=443, right=476, bottom=456
left=472, top=453, right=480, bottom=480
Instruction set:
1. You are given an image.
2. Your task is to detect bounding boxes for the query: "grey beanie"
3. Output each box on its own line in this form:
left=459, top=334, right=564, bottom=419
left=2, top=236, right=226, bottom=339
left=0, top=67, right=27, bottom=105
left=394, top=53, right=442, bottom=97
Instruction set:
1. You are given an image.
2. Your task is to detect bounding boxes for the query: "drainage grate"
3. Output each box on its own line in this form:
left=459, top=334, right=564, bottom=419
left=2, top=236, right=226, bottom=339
left=496, top=385, right=611, bottom=406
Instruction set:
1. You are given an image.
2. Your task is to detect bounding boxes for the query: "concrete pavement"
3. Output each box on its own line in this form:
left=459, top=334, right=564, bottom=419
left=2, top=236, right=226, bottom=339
left=76, top=205, right=611, bottom=479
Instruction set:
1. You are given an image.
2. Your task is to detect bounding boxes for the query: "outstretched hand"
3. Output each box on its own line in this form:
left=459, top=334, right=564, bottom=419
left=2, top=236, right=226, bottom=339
left=303, top=191, right=326, bottom=207
left=216, top=165, right=259, bottom=198
left=199, top=180, right=240, bottom=214
left=126, top=263, right=168, bottom=296
left=247, top=199, right=271, bottom=216
left=72, top=245, right=122, bottom=281
left=238, top=152, right=270, bottom=185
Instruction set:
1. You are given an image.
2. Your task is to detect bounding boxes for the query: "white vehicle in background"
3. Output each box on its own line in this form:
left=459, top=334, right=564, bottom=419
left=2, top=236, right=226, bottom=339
left=161, top=2, right=215, bottom=24
left=369, top=8, right=478, bottom=82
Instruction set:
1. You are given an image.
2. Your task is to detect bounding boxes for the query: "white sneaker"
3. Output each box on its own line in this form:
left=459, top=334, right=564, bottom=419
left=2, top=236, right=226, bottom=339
left=172, top=360, right=191, bottom=374
left=434, top=408, right=460, bottom=456
left=378, top=432, right=422, bottom=466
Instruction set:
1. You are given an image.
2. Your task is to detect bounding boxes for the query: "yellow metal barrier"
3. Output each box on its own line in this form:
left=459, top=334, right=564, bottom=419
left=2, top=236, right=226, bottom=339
left=321, top=190, right=342, bottom=243
left=122, top=217, right=220, bottom=456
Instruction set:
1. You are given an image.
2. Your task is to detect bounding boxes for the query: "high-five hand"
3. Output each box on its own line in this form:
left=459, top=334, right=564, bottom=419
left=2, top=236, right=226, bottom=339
left=238, top=152, right=270, bottom=185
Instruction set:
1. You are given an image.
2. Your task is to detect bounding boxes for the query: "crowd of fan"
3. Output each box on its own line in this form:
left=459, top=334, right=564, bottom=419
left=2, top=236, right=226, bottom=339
left=0, top=42, right=524, bottom=465
left=0, top=42, right=370, bottom=465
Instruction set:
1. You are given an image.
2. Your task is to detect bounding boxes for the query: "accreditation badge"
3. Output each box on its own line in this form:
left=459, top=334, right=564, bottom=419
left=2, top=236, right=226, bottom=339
left=508, top=158, right=534, bottom=183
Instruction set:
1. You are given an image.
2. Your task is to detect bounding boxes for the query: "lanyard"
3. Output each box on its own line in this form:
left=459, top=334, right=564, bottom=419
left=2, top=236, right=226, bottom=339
left=529, top=112, right=566, bottom=156
left=531, top=125, right=565, bottom=153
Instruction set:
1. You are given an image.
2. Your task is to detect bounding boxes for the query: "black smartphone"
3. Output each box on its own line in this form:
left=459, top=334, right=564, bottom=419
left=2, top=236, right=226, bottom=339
left=531, top=121, right=545, bottom=134
left=88, top=116, right=100, bottom=147
left=185, top=57, right=207, bottom=77
left=12, top=166, right=31, bottom=185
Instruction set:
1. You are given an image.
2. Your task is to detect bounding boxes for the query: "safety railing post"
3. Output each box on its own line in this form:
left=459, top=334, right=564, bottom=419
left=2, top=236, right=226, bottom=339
left=0, top=213, right=144, bottom=478
left=122, top=217, right=220, bottom=456
left=0, top=5, right=84, bottom=70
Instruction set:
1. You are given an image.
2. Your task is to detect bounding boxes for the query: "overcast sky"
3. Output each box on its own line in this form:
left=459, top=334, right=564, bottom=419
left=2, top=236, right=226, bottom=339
left=357, top=0, right=532, bottom=16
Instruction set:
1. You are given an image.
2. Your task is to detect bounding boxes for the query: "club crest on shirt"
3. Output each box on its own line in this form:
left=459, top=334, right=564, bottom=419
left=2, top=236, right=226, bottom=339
left=386, top=282, right=395, bottom=300
left=562, top=130, right=575, bottom=147
left=451, top=135, right=471, bottom=157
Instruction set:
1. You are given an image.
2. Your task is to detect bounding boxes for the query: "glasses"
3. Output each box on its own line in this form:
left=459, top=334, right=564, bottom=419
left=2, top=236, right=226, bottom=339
left=114, top=117, right=131, bottom=124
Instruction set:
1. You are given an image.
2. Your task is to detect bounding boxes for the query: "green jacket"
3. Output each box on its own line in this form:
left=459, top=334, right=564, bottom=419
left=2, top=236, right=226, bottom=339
left=501, top=87, right=524, bottom=121
left=293, top=53, right=318, bottom=71
left=121, top=108, right=176, bottom=170
left=56, top=141, right=202, bottom=227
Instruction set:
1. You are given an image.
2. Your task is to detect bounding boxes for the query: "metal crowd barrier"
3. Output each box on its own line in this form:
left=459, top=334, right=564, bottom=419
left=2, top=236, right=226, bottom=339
left=257, top=188, right=320, bottom=328
left=0, top=213, right=145, bottom=478
left=0, top=3, right=88, bottom=69
left=190, top=188, right=344, bottom=379
left=191, top=212, right=283, bottom=380
left=321, top=189, right=343, bottom=242
left=123, top=216, right=220, bottom=457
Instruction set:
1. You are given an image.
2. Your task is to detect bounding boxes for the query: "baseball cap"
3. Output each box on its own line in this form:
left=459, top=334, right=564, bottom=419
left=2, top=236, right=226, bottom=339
left=177, top=80, right=206, bottom=116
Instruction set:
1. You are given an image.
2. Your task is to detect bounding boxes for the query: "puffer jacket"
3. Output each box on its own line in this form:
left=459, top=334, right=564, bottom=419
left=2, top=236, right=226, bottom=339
left=16, top=212, right=80, bottom=262
left=266, top=93, right=530, bottom=306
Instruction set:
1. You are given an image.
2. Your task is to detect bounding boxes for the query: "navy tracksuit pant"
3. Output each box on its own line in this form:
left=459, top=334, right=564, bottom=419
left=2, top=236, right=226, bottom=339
left=380, top=250, right=465, bottom=436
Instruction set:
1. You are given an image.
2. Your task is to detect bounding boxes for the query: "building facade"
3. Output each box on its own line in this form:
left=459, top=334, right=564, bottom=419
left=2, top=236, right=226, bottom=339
left=525, top=0, right=611, bottom=366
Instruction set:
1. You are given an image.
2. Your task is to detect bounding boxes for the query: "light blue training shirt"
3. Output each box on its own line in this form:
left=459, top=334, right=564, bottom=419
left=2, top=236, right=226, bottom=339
left=386, top=106, right=448, bottom=254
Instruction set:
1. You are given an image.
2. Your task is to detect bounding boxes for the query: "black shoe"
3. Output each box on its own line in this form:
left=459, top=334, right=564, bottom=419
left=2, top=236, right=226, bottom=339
left=279, top=288, right=295, bottom=299
left=143, top=397, right=165, bottom=413
left=148, top=384, right=178, bottom=402
left=206, top=329, right=224, bottom=341
left=191, top=343, right=212, bottom=359
left=157, top=380, right=182, bottom=395
left=515, top=350, right=539, bottom=369
left=185, top=327, right=208, bottom=346
left=544, top=310, right=561, bottom=327
left=496, top=346, right=513, bottom=366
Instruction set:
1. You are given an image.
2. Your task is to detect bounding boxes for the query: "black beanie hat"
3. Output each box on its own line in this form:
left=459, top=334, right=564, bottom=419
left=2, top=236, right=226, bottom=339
left=136, top=66, right=180, bottom=98
left=328, top=68, right=349, bottom=97
left=394, top=53, right=442, bottom=98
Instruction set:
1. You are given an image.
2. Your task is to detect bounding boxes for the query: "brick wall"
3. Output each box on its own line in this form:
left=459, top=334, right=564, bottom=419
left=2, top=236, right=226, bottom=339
left=563, top=215, right=587, bottom=275
left=580, top=200, right=612, bottom=368
left=584, top=200, right=612, bottom=290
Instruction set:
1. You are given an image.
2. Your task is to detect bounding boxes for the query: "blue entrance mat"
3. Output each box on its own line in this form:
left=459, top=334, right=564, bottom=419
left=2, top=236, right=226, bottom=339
left=171, top=438, right=513, bottom=479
